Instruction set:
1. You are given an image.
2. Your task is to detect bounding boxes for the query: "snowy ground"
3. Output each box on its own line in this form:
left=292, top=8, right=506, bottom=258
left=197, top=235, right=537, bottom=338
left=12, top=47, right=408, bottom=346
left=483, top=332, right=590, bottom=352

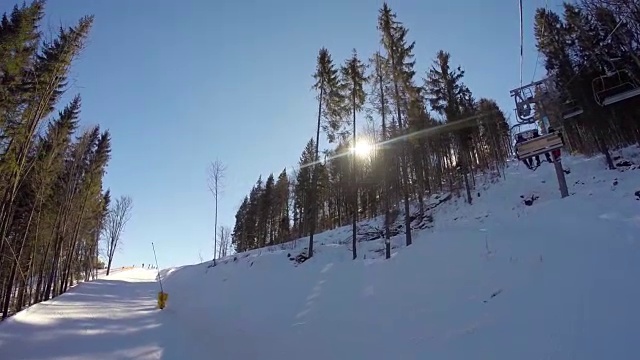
left=0, top=269, right=203, bottom=360
left=1, top=148, right=639, bottom=359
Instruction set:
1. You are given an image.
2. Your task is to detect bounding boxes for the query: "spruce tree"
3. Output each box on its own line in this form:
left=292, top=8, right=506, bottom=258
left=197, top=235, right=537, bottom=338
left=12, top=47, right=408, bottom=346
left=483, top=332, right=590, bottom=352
left=274, top=169, right=290, bottom=243
left=424, top=50, right=474, bottom=204
left=0, top=3, right=109, bottom=316
left=341, top=49, right=366, bottom=259
left=294, top=139, right=316, bottom=238
left=377, top=2, right=416, bottom=246
left=231, top=197, right=250, bottom=252
left=308, top=48, right=344, bottom=258
left=369, top=51, right=393, bottom=259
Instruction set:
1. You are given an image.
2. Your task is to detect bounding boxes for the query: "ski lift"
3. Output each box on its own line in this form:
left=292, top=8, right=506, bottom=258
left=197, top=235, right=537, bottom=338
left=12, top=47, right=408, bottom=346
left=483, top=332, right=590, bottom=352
left=592, top=58, right=640, bottom=106
left=515, top=131, right=564, bottom=161
left=512, top=91, right=534, bottom=121
left=510, top=78, right=553, bottom=124
left=561, top=99, right=583, bottom=120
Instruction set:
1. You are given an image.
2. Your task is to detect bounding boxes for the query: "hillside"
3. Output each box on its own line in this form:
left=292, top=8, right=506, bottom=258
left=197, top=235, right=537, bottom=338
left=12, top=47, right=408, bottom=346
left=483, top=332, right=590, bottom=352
left=159, top=147, right=640, bottom=359
left=1, top=147, right=639, bottom=359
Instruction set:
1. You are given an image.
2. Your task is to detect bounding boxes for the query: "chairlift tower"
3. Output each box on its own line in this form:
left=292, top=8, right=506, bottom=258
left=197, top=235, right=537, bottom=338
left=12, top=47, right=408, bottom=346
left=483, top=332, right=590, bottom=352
left=510, top=78, right=569, bottom=199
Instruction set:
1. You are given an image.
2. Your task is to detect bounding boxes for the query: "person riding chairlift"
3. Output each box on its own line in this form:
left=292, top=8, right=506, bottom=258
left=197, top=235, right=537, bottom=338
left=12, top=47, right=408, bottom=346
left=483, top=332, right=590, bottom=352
left=531, top=130, right=553, bottom=165
left=518, top=131, right=544, bottom=169
left=547, top=127, right=562, bottom=160
left=515, top=134, right=533, bottom=169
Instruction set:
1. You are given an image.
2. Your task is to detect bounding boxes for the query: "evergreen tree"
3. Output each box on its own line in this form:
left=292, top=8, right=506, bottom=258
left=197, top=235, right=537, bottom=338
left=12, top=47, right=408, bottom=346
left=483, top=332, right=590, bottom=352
left=378, top=2, right=416, bottom=246
left=424, top=50, right=474, bottom=204
left=259, top=174, right=275, bottom=246
left=308, top=48, right=345, bottom=258
left=274, top=169, right=290, bottom=243
left=231, top=197, right=250, bottom=253
left=369, top=51, right=393, bottom=259
left=341, top=49, right=367, bottom=259
left=0, top=3, right=119, bottom=317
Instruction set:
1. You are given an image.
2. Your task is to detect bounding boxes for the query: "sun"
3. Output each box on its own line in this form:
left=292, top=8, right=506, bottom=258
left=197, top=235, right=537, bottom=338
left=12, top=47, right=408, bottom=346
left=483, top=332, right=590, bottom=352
left=351, top=139, right=374, bottom=158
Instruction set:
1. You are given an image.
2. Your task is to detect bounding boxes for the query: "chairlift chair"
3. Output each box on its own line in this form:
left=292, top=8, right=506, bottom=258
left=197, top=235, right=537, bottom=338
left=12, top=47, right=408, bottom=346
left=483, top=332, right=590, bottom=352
left=511, top=86, right=538, bottom=122
left=561, top=99, right=583, bottom=120
left=510, top=77, right=555, bottom=124
left=513, top=129, right=538, bottom=143
left=513, top=92, right=534, bottom=121
left=592, top=68, right=640, bottom=106
left=515, top=132, right=564, bottom=161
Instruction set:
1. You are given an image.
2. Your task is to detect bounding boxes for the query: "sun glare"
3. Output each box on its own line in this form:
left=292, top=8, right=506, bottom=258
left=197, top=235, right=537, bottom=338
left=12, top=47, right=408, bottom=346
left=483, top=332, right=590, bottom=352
left=352, top=139, right=374, bottom=158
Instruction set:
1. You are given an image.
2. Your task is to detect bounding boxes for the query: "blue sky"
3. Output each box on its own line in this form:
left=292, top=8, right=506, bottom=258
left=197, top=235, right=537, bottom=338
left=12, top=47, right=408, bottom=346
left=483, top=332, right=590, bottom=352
left=9, top=0, right=561, bottom=268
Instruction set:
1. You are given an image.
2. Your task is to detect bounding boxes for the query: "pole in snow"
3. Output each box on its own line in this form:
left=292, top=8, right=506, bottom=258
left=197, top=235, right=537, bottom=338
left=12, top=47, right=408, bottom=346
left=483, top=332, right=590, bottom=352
left=152, top=242, right=168, bottom=309
left=151, top=242, right=163, bottom=292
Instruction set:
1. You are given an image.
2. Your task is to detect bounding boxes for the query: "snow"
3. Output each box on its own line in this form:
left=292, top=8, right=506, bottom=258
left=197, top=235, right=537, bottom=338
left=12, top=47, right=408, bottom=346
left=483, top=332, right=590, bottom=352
left=1, top=148, right=639, bottom=359
left=0, top=269, right=202, bottom=359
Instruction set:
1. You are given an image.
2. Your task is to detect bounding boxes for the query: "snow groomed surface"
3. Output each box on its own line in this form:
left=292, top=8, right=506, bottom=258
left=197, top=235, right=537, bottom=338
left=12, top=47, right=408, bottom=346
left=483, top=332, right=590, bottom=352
left=0, top=269, right=202, bottom=359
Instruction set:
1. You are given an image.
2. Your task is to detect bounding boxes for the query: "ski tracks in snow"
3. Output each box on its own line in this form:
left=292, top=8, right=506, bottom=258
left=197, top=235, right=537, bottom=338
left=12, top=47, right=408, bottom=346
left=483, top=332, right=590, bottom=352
left=292, top=262, right=334, bottom=327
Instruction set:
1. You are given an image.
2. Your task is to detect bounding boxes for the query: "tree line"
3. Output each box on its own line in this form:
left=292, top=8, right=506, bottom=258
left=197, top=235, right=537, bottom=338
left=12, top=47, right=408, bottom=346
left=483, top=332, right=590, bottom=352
left=533, top=0, right=640, bottom=169
left=230, top=3, right=513, bottom=258
left=0, top=1, right=131, bottom=320
left=227, top=1, right=638, bottom=259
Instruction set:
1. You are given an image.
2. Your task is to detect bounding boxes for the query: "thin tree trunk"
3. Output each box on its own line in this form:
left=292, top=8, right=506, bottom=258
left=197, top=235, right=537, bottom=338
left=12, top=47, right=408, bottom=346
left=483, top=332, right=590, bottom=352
left=213, top=192, right=218, bottom=264
left=351, top=93, right=358, bottom=260
left=308, top=85, right=323, bottom=259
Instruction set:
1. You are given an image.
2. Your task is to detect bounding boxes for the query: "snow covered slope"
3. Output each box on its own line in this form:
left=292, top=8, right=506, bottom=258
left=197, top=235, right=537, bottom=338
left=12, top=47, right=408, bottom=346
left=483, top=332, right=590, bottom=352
left=1, top=148, right=639, bottom=360
left=0, top=268, right=204, bottom=359
left=160, top=148, right=640, bottom=359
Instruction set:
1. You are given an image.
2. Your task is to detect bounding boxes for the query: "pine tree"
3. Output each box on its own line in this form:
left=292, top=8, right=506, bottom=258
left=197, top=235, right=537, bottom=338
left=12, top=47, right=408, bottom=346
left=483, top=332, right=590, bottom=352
left=340, top=49, right=367, bottom=259
left=274, top=169, right=290, bottom=243
left=0, top=3, right=114, bottom=317
left=293, top=139, right=315, bottom=238
left=231, top=197, right=250, bottom=253
left=259, top=174, right=275, bottom=246
left=369, top=51, right=393, bottom=259
left=377, top=2, right=416, bottom=246
left=0, top=13, right=95, bottom=279
left=424, top=50, right=474, bottom=204
left=0, top=1, right=43, bottom=130
left=308, top=48, right=345, bottom=258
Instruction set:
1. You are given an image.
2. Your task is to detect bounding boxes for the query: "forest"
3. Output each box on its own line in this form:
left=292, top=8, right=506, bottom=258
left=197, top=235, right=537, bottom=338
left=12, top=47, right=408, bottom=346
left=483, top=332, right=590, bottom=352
left=3, top=0, right=638, bottom=322
left=229, top=1, right=640, bottom=258
left=0, top=1, right=130, bottom=319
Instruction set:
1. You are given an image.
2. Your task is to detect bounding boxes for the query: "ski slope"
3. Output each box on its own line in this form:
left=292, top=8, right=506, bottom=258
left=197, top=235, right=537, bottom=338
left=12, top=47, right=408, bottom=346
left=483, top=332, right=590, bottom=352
left=0, top=269, right=203, bottom=359
left=1, top=148, right=639, bottom=359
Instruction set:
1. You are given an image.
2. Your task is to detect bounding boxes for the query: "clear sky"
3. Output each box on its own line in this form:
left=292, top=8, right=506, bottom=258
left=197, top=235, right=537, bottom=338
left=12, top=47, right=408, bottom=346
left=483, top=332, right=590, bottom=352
left=8, top=0, right=562, bottom=268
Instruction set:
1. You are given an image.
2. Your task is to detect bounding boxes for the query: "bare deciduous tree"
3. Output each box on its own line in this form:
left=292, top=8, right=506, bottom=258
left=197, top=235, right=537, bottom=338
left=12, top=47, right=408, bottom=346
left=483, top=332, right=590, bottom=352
left=104, top=196, right=133, bottom=275
left=217, top=225, right=232, bottom=258
left=207, top=159, right=227, bottom=263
